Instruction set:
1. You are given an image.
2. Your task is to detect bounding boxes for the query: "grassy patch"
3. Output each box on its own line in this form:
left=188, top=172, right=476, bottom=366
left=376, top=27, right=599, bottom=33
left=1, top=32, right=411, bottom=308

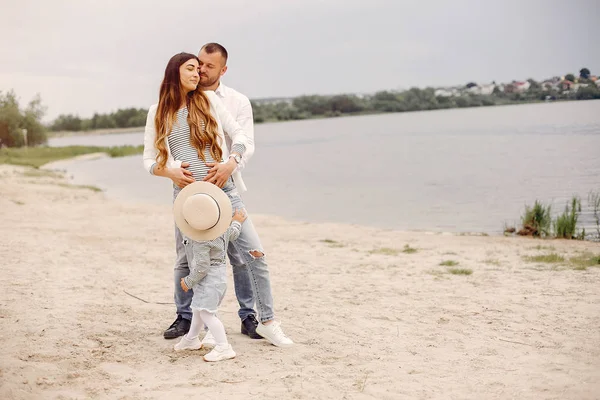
left=0, top=145, right=144, bottom=168
left=482, top=258, right=501, bottom=266
left=519, top=200, right=552, bottom=237
left=369, top=247, right=400, bottom=256
left=553, top=196, right=582, bottom=239
left=21, top=169, right=62, bottom=178
left=104, top=146, right=144, bottom=158
left=439, top=260, right=459, bottom=267
left=319, top=239, right=345, bottom=248
left=568, top=253, right=600, bottom=271
left=402, top=244, right=418, bottom=254
left=530, top=244, right=556, bottom=251
left=426, top=270, right=446, bottom=279
left=522, top=253, right=565, bottom=263
left=448, top=268, right=473, bottom=275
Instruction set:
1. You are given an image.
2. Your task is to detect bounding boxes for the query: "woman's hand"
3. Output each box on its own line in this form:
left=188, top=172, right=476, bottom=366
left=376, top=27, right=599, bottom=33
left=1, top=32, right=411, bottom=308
left=203, top=159, right=236, bottom=188
left=168, top=162, right=195, bottom=188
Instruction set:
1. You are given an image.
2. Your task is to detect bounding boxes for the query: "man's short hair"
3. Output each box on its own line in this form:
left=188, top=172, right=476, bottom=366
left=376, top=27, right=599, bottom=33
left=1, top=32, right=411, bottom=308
left=201, top=42, right=228, bottom=64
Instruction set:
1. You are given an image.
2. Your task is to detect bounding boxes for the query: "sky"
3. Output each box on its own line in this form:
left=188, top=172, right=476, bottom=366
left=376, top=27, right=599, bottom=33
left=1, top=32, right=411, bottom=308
left=1, top=0, right=598, bottom=121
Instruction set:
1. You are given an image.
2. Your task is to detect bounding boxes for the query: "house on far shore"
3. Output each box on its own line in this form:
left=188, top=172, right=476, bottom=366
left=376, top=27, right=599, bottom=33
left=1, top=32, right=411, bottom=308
left=479, top=83, right=496, bottom=95
left=435, top=88, right=453, bottom=97
left=515, top=81, right=530, bottom=92
left=435, top=87, right=461, bottom=97
left=464, top=83, right=496, bottom=95
left=560, top=80, right=574, bottom=91
left=541, top=76, right=561, bottom=91
left=588, top=76, right=600, bottom=87
left=571, top=83, right=589, bottom=92
left=504, top=81, right=531, bottom=93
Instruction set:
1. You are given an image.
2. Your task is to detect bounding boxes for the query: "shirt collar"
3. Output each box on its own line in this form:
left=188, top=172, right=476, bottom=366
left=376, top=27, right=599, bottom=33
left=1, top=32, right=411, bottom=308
left=215, top=82, right=227, bottom=98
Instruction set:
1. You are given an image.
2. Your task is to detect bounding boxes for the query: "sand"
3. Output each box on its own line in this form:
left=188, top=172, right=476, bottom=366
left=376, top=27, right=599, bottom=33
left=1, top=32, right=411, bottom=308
left=1, top=164, right=599, bottom=400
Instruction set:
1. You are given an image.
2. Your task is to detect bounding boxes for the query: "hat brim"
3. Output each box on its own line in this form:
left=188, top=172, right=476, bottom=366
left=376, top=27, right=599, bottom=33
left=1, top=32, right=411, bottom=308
left=173, top=182, right=233, bottom=242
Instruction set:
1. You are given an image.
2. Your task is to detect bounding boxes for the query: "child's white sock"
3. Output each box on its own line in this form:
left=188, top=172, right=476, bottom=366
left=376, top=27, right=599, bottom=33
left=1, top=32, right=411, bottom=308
left=187, top=312, right=205, bottom=339
left=197, top=310, right=228, bottom=345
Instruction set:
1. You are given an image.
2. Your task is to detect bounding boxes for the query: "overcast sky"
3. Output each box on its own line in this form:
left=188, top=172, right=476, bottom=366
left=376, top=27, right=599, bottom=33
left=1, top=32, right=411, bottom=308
left=1, top=0, right=598, bottom=121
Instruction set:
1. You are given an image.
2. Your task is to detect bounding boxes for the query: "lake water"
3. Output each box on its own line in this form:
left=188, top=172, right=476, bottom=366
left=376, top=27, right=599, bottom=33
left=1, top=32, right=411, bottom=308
left=49, top=100, right=600, bottom=236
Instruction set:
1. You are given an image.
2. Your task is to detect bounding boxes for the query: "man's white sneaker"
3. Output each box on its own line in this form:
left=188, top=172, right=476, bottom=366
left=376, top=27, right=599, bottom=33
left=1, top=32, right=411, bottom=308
left=174, top=334, right=201, bottom=351
left=201, top=331, right=216, bottom=348
left=203, top=344, right=236, bottom=362
left=256, top=321, right=293, bottom=347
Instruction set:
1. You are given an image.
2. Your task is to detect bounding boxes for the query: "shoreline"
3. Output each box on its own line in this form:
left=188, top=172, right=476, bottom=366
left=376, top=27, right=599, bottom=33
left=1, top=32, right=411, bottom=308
left=1, top=164, right=599, bottom=399
left=48, top=126, right=144, bottom=138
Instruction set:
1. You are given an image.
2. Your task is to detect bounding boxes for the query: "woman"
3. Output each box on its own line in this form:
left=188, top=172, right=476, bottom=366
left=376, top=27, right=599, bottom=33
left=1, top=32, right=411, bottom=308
left=143, top=52, right=247, bottom=191
left=143, top=52, right=293, bottom=348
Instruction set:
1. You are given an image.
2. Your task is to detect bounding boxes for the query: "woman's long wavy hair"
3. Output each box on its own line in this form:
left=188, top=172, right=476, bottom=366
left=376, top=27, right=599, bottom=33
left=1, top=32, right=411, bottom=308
left=154, top=52, right=222, bottom=169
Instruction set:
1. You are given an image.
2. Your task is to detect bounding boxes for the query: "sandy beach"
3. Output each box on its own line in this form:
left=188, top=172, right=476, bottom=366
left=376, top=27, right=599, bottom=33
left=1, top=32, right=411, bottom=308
left=1, top=164, right=599, bottom=400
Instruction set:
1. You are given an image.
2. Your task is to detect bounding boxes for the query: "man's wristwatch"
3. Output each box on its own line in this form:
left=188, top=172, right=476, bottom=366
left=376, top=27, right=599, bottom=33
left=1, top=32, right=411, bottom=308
left=229, top=154, right=241, bottom=164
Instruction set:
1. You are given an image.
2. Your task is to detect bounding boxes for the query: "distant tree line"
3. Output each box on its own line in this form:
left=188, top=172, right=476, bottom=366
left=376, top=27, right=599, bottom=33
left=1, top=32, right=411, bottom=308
left=251, top=89, right=500, bottom=123
left=49, top=108, right=147, bottom=132
left=252, top=67, right=600, bottom=123
left=0, top=91, right=47, bottom=147
left=251, top=85, right=600, bottom=123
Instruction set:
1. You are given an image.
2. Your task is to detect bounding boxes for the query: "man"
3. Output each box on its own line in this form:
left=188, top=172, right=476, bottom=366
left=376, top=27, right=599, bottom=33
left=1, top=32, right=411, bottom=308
left=162, top=43, right=293, bottom=347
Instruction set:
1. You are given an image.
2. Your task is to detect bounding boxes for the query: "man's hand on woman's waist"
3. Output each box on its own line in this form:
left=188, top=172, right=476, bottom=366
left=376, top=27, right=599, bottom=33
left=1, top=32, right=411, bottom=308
left=203, top=156, right=238, bottom=188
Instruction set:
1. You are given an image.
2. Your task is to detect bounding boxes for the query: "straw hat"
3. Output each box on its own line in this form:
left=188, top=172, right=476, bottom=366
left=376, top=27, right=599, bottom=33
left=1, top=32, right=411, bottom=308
left=173, top=181, right=233, bottom=241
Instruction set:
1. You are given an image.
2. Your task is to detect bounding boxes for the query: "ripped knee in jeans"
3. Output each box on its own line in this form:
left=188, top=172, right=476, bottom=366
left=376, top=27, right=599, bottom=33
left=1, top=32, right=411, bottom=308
left=248, top=250, right=264, bottom=259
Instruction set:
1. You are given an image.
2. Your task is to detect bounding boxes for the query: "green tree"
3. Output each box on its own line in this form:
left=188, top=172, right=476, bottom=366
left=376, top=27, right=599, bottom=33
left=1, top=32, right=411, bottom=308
left=0, top=91, right=47, bottom=148
left=330, top=95, right=365, bottom=113
left=95, top=114, right=117, bottom=129
left=51, top=114, right=83, bottom=131
left=22, top=94, right=48, bottom=146
left=371, top=91, right=405, bottom=112
left=527, top=78, right=541, bottom=91
left=0, top=91, right=23, bottom=147
left=454, top=97, right=468, bottom=108
left=575, top=85, right=600, bottom=100
left=564, top=73, right=576, bottom=82
left=292, top=95, right=330, bottom=115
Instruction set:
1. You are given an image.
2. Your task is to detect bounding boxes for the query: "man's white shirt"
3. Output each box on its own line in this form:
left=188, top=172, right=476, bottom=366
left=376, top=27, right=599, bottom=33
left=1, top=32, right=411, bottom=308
left=215, top=82, right=255, bottom=172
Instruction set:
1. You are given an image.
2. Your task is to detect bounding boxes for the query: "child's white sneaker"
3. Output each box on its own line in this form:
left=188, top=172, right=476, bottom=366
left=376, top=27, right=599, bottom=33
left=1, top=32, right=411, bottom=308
left=256, top=321, right=294, bottom=347
left=201, top=331, right=216, bottom=348
left=203, top=344, right=236, bottom=362
left=174, top=334, right=201, bottom=351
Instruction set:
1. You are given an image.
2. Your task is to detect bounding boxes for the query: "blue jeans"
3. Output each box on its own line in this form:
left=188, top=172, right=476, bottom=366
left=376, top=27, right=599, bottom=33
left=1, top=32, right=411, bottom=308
left=173, top=189, right=275, bottom=323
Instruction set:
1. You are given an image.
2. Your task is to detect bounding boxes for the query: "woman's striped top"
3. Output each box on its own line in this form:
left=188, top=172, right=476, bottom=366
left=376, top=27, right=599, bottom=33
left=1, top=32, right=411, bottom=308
left=167, top=108, right=245, bottom=187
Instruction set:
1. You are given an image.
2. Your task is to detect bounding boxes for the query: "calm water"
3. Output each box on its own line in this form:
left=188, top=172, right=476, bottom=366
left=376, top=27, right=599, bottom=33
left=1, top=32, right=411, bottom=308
left=49, top=101, right=600, bottom=235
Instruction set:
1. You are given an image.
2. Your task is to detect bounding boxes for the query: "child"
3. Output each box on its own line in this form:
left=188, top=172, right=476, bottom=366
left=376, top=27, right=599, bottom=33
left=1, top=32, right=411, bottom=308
left=174, top=209, right=247, bottom=362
